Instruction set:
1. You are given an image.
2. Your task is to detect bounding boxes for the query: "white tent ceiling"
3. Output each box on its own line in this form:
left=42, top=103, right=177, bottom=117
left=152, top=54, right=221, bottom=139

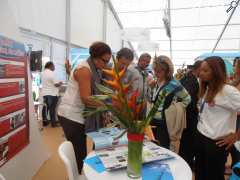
left=111, top=0, right=240, bottom=66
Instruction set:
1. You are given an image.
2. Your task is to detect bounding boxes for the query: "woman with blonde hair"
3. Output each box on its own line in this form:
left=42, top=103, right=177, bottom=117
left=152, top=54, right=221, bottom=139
left=149, top=55, right=191, bottom=149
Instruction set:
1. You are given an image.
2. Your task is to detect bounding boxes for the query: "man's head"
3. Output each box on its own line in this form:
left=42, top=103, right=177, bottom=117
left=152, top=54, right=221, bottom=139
left=138, top=53, right=151, bottom=70
left=116, top=48, right=134, bottom=70
left=44, top=61, right=55, bottom=71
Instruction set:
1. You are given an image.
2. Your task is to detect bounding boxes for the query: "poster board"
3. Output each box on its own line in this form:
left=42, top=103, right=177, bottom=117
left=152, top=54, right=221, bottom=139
left=0, top=35, right=29, bottom=167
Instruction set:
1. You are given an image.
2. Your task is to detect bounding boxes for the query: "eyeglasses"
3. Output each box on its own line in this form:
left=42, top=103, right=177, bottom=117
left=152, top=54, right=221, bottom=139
left=100, top=57, right=110, bottom=65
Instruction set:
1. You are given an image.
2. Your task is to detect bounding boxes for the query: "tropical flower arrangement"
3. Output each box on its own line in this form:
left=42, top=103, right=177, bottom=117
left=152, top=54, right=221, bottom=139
left=83, top=56, right=168, bottom=178
left=84, top=57, right=167, bottom=135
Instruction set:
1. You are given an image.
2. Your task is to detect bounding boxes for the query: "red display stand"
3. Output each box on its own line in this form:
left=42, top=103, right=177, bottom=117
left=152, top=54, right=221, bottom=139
left=0, top=35, right=29, bottom=167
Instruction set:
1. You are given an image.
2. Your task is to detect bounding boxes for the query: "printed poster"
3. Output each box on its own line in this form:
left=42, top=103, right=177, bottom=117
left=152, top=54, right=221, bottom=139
left=0, top=35, right=29, bottom=167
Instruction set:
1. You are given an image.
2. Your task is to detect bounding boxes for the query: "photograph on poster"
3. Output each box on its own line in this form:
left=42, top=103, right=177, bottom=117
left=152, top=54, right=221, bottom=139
left=19, top=80, right=25, bottom=93
left=0, top=59, right=25, bottom=78
left=0, top=138, right=9, bottom=166
left=10, top=112, right=25, bottom=129
left=0, top=95, right=25, bottom=117
left=0, top=79, right=25, bottom=97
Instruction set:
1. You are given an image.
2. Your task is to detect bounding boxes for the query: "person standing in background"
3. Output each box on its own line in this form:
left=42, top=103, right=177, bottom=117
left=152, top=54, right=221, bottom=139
left=110, top=48, right=134, bottom=110
left=58, top=42, right=112, bottom=174
left=179, top=61, right=202, bottom=169
left=116, top=48, right=134, bottom=84
left=128, top=53, right=151, bottom=97
left=41, top=61, right=62, bottom=127
left=127, top=53, right=152, bottom=117
left=195, top=56, right=240, bottom=180
left=149, top=55, right=191, bottom=149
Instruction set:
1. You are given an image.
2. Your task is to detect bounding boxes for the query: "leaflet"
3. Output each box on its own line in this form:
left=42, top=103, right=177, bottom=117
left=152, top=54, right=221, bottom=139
left=86, top=127, right=128, bottom=150
left=96, top=141, right=174, bottom=171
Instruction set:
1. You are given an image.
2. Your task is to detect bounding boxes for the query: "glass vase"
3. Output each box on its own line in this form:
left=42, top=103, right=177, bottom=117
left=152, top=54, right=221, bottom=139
left=127, top=132, right=144, bottom=179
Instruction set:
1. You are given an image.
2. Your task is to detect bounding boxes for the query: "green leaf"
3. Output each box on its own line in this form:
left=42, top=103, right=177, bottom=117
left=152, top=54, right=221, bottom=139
left=96, top=83, right=114, bottom=94
left=89, top=95, right=111, bottom=101
left=104, top=104, right=130, bottom=128
left=83, top=106, right=108, bottom=118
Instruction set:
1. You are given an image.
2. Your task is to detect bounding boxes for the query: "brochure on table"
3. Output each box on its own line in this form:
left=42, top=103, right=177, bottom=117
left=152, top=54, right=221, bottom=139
left=86, top=127, right=174, bottom=172
left=96, top=141, right=174, bottom=171
left=86, top=127, right=128, bottom=150
left=0, top=35, right=29, bottom=167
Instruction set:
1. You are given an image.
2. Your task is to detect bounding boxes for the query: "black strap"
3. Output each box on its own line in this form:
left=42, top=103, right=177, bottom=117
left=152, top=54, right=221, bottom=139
left=152, top=83, right=168, bottom=103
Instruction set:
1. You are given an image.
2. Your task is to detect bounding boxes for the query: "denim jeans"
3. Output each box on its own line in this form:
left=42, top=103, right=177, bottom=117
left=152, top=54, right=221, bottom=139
left=42, top=95, right=58, bottom=126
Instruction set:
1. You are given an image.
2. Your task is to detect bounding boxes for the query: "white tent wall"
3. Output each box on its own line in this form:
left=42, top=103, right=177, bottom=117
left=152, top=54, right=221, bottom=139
left=71, top=0, right=104, bottom=47
left=0, top=1, right=49, bottom=180
left=111, top=0, right=240, bottom=66
left=8, top=0, right=125, bottom=55
left=52, top=41, right=67, bottom=82
left=106, top=7, right=122, bottom=52
left=8, top=0, right=66, bottom=41
left=21, top=33, right=51, bottom=58
left=71, top=0, right=123, bottom=50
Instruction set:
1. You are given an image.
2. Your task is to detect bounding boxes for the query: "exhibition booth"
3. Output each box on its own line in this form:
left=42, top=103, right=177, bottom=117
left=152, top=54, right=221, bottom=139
left=0, top=0, right=240, bottom=180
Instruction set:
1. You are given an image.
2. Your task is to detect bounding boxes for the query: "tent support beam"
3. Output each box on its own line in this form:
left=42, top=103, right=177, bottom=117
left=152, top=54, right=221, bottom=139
left=212, top=0, right=240, bottom=52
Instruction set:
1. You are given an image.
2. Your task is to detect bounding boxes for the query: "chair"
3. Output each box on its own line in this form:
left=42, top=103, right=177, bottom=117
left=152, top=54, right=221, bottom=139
left=58, top=141, right=81, bottom=180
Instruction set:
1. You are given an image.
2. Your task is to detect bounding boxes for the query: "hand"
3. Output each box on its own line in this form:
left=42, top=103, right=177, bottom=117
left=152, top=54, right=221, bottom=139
left=148, top=79, right=157, bottom=88
left=216, top=133, right=238, bottom=150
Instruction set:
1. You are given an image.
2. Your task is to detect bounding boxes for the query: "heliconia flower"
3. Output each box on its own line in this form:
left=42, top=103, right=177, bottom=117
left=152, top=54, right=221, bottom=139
left=144, top=125, right=155, bottom=141
left=122, top=84, right=130, bottom=94
left=103, top=79, right=121, bottom=90
left=135, top=102, right=145, bottom=119
left=118, top=68, right=126, bottom=80
left=128, top=91, right=139, bottom=110
left=102, top=69, right=116, bottom=79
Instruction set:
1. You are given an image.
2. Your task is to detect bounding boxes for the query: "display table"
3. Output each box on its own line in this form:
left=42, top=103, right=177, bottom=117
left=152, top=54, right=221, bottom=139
left=83, top=146, right=192, bottom=180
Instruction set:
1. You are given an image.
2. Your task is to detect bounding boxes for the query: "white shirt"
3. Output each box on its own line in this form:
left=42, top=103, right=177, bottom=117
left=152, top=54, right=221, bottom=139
left=58, top=61, right=91, bottom=124
left=41, top=69, right=59, bottom=96
left=197, top=85, right=240, bottom=139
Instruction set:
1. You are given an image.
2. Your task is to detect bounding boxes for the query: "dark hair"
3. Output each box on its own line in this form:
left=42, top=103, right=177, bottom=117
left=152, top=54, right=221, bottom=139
left=192, top=60, right=202, bottom=70
left=200, top=56, right=226, bottom=103
left=89, top=42, right=111, bottom=58
left=139, top=53, right=151, bottom=61
left=116, top=48, right=134, bottom=61
left=44, top=61, right=54, bottom=69
left=233, top=57, right=240, bottom=67
left=232, top=57, right=240, bottom=86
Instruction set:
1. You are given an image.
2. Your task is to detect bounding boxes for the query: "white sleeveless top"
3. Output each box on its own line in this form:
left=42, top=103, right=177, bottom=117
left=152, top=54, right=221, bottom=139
left=58, top=61, right=91, bottom=124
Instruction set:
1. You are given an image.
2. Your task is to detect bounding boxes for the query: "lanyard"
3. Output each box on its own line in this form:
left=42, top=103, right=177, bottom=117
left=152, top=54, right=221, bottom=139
left=199, top=99, right=205, bottom=113
left=151, top=83, right=167, bottom=103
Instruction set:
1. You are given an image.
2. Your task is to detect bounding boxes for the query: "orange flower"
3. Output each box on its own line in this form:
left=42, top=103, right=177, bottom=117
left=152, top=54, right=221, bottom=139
left=103, top=79, right=121, bottom=90
left=128, top=91, right=139, bottom=111
left=102, top=69, right=116, bottom=79
left=118, top=68, right=126, bottom=80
